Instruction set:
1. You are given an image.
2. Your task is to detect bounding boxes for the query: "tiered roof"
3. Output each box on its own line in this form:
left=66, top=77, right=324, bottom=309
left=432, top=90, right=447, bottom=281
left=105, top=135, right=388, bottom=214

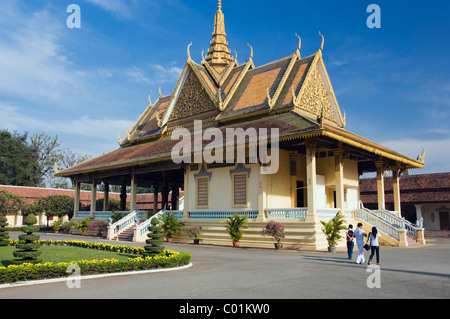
left=57, top=1, right=423, bottom=179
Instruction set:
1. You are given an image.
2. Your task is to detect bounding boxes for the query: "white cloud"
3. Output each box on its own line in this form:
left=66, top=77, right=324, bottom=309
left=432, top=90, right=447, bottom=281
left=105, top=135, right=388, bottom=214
left=0, top=102, right=134, bottom=156
left=84, top=0, right=133, bottom=19
left=0, top=4, right=87, bottom=109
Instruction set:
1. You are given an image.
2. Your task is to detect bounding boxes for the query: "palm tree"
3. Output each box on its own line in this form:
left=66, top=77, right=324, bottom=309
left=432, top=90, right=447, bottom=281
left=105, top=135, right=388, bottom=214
left=225, top=213, right=248, bottom=247
left=320, top=213, right=347, bottom=251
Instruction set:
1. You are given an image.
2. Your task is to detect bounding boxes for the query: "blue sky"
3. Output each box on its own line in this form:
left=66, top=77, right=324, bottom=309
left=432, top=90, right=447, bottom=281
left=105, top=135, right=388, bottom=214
left=0, top=0, right=449, bottom=175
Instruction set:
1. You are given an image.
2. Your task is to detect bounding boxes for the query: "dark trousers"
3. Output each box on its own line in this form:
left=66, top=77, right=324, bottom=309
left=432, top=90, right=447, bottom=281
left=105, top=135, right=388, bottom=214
left=369, top=246, right=380, bottom=263
left=347, top=241, right=354, bottom=259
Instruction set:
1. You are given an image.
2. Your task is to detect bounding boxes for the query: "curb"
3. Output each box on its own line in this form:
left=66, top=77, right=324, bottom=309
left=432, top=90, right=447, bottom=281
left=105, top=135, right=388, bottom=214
left=0, top=263, right=193, bottom=289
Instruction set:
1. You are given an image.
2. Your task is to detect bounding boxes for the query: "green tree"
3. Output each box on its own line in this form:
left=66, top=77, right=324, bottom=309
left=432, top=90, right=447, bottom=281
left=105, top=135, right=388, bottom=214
left=0, top=190, right=25, bottom=217
left=29, top=132, right=61, bottom=187
left=36, top=195, right=74, bottom=222
left=12, top=214, right=42, bottom=265
left=0, top=130, right=40, bottom=186
left=143, top=218, right=165, bottom=258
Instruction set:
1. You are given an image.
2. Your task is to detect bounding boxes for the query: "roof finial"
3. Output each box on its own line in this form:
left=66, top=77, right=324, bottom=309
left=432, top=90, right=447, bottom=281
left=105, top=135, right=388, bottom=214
left=205, top=0, right=233, bottom=67
left=319, top=31, right=325, bottom=51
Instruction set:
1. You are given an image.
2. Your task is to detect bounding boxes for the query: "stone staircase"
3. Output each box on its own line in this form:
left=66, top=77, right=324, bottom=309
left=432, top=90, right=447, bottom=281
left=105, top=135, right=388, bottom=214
left=113, top=224, right=135, bottom=242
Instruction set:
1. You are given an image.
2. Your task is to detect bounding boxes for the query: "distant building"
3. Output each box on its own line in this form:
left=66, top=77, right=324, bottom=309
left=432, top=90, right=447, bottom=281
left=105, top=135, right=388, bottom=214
left=360, top=173, right=450, bottom=233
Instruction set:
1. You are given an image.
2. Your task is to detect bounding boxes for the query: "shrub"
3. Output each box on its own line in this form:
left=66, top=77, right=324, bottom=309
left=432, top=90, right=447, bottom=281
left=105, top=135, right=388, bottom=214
left=160, top=213, right=184, bottom=239
left=0, top=250, right=191, bottom=284
left=143, top=218, right=165, bottom=258
left=0, top=217, right=9, bottom=247
left=225, top=213, right=248, bottom=244
left=262, top=221, right=286, bottom=244
left=12, top=214, right=42, bottom=265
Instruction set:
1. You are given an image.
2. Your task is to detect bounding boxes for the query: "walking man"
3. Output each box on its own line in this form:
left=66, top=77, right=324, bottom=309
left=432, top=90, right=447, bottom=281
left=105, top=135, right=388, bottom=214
left=353, top=223, right=367, bottom=264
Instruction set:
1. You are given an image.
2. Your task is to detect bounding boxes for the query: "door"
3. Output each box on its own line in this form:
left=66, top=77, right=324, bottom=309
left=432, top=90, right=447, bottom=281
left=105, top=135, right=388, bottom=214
left=297, top=181, right=304, bottom=207
left=439, top=212, right=449, bottom=230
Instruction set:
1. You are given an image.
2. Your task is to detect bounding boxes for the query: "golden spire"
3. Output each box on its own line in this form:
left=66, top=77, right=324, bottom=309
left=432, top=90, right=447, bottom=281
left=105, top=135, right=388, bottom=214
left=205, top=0, right=234, bottom=67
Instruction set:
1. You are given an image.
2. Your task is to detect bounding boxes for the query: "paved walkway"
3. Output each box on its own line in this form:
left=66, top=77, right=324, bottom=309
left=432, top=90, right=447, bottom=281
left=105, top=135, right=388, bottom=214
left=1, top=232, right=449, bottom=300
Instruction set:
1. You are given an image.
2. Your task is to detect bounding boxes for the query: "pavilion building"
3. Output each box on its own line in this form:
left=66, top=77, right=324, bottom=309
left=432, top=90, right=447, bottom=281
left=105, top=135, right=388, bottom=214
left=56, top=1, right=425, bottom=249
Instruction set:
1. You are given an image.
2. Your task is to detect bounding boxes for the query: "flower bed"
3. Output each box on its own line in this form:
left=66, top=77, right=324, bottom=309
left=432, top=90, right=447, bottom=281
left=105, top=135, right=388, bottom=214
left=0, top=240, right=191, bottom=284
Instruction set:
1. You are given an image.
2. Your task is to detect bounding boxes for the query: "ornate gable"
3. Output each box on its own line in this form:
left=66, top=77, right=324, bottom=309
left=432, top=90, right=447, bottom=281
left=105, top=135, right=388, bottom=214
left=292, top=55, right=345, bottom=128
left=167, top=68, right=219, bottom=128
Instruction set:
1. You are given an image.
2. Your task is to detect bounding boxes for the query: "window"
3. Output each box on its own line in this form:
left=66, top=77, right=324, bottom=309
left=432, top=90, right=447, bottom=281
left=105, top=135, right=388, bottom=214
left=233, top=173, right=247, bottom=207
left=196, top=177, right=209, bottom=208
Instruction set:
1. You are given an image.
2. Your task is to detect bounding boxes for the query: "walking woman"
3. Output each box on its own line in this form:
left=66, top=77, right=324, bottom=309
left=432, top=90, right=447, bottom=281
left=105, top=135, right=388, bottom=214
left=368, top=227, right=381, bottom=265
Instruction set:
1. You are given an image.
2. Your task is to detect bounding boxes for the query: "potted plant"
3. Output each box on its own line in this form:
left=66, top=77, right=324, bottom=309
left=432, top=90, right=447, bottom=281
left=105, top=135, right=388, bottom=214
left=160, top=212, right=184, bottom=242
left=76, top=217, right=91, bottom=236
left=225, top=213, right=248, bottom=247
left=185, top=226, right=203, bottom=244
left=52, top=219, right=61, bottom=234
left=320, top=213, right=347, bottom=253
left=262, top=221, right=286, bottom=249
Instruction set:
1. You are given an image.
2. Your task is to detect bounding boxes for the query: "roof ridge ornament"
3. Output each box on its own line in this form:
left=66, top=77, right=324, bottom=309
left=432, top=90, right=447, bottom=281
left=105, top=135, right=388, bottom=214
left=247, top=43, right=253, bottom=61
left=417, top=147, right=426, bottom=163
left=319, top=31, right=325, bottom=51
left=295, top=33, right=301, bottom=58
left=187, top=42, right=193, bottom=62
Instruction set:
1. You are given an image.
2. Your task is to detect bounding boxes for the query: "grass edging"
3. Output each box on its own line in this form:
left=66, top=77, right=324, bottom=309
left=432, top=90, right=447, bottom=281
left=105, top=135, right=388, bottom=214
left=0, top=240, right=192, bottom=284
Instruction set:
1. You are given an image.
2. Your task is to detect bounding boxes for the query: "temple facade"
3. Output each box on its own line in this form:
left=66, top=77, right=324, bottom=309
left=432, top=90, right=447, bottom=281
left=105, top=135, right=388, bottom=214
left=56, top=1, right=425, bottom=249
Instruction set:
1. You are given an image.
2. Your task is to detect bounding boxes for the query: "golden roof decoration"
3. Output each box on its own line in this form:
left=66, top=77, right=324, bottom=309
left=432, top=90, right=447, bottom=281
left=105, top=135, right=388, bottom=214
left=205, top=0, right=234, bottom=68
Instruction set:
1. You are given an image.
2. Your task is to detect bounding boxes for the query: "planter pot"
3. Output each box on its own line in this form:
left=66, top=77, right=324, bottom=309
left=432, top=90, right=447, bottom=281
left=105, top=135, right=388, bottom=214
left=274, top=243, right=283, bottom=250
left=193, top=239, right=200, bottom=244
left=328, top=246, right=336, bottom=253
left=232, top=241, right=240, bottom=248
left=166, top=238, right=173, bottom=243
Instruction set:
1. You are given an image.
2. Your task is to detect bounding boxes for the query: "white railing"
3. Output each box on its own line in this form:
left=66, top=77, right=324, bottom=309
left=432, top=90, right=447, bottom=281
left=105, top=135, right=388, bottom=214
left=317, top=208, right=341, bottom=220
left=133, top=209, right=167, bottom=242
left=353, top=208, right=403, bottom=241
left=189, top=209, right=259, bottom=220
left=359, top=201, right=424, bottom=240
left=107, top=210, right=138, bottom=240
left=376, top=209, right=424, bottom=240
left=264, top=208, right=308, bottom=219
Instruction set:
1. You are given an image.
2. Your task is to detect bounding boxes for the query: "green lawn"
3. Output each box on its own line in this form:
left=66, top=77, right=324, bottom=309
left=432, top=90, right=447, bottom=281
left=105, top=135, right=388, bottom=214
left=0, top=245, right=137, bottom=267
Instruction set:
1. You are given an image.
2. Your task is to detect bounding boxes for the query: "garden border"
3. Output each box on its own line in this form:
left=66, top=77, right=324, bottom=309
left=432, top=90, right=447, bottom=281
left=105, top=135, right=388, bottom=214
left=0, top=262, right=193, bottom=289
left=0, top=240, right=192, bottom=285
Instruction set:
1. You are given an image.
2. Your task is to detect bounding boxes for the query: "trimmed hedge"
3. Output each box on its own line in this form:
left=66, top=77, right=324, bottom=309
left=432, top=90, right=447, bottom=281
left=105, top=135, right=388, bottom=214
left=0, top=240, right=191, bottom=284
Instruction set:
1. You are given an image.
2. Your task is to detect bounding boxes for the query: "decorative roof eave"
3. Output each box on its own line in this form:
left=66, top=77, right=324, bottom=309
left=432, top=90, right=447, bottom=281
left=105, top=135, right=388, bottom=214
left=321, top=128, right=424, bottom=169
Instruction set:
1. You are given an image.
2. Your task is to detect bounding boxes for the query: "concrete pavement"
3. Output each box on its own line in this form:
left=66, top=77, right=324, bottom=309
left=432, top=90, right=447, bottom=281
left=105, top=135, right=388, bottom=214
left=1, top=232, right=449, bottom=300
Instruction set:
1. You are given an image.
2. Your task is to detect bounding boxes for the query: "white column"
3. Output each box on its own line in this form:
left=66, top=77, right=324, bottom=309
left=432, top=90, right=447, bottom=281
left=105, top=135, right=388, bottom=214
left=335, top=149, right=345, bottom=214
left=182, top=165, right=190, bottom=219
left=392, top=169, right=401, bottom=215
left=415, top=204, right=423, bottom=223
left=306, top=140, right=317, bottom=221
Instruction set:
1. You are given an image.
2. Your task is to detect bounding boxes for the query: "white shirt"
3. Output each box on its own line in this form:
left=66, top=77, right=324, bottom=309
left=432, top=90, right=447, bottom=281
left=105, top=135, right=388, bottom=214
left=353, top=227, right=366, bottom=245
left=369, top=233, right=381, bottom=246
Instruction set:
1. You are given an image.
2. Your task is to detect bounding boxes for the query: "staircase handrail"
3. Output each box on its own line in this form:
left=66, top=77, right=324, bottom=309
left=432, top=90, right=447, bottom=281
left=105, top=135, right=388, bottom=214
left=353, top=207, right=405, bottom=241
left=378, top=208, right=423, bottom=239
left=107, top=210, right=138, bottom=238
left=134, top=209, right=166, bottom=239
left=359, top=201, right=423, bottom=240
